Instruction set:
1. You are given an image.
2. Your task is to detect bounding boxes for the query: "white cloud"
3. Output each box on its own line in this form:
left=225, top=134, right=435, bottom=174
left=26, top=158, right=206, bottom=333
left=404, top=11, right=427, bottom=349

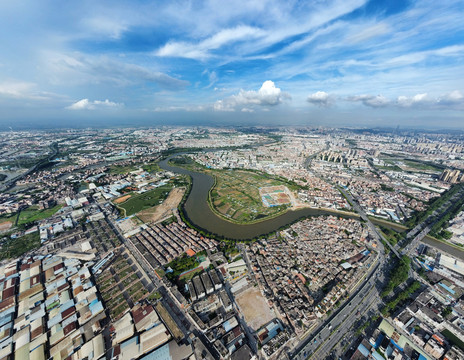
left=347, top=94, right=390, bottom=108
left=81, top=17, right=128, bottom=39
left=347, top=91, right=464, bottom=110
left=347, top=22, right=390, bottom=44
left=214, top=80, right=290, bottom=111
left=436, top=90, right=464, bottom=108
left=307, top=91, right=334, bottom=107
left=439, top=90, right=463, bottom=103
left=152, top=105, right=205, bottom=112
left=396, top=93, right=428, bottom=107
left=66, top=98, right=123, bottom=110
left=0, top=80, right=51, bottom=100
left=45, top=53, right=189, bottom=90
left=156, top=25, right=265, bottom=60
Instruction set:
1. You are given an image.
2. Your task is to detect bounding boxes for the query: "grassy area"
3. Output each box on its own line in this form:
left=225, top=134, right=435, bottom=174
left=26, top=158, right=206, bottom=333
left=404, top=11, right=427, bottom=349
left=0, top=213, right=16, bottom=225
left=118, top=185, right=173, bottom=216
left=376, top=165, right=403, bottom=172
left=442, top=329, right=464, bottom=351
left=402, top=160, right=442, bottom=172
left=378, top=225, right=404, bottom=247
left=381, top=256, right=411, bottom=298
left=17, top=204, right=63, bottom=226
left=0, top=232, right=41, bottom=260
left=179, top=267, right=203, bottom=281
left=147, top=291, right=162, bottom=301
left=208, top=168, right=300, bottom=223
left=166, top=254, right=200, bottom=279
left=142, top=163, right=161, bottom=173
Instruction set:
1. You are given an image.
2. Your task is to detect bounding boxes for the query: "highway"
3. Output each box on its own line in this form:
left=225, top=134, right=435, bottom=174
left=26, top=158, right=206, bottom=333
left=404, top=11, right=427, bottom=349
left=308, top=287, right=379, bottom=360
left=401, top=184, right=464, bottom=256
left=291, top=256, right=384, bottom=360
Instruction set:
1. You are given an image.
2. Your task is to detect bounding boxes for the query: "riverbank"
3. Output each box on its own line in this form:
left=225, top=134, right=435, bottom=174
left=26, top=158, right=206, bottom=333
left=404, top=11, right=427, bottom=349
left=159, top=156, right=360, bottom=240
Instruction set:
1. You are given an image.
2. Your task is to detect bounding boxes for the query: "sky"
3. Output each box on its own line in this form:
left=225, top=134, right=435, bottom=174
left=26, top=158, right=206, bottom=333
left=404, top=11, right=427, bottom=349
left=0, top=0, right=463, bottom=129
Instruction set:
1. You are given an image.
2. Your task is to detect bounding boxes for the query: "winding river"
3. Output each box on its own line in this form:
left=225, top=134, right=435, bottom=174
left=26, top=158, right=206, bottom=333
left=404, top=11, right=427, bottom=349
left=159, top=156, right=359, bottom=240
left=159, top=155, right=464, bottom=259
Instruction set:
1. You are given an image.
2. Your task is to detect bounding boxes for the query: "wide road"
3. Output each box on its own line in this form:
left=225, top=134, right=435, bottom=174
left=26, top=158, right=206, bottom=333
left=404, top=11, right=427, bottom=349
left=401, top=184, right=464, bottom=255
left=308, top=287, right=379, bottom=360
left=291, top=257, right=383, bottom=360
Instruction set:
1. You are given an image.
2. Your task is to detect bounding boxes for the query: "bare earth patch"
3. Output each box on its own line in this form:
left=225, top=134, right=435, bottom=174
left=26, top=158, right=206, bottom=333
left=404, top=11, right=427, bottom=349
left=114, top=194, right=132, bottom=204
left=138, top=188, right=185, bottom=223
left=235, top=286, right=275, bottom=331
left=0, top=221, right=13, bottom=231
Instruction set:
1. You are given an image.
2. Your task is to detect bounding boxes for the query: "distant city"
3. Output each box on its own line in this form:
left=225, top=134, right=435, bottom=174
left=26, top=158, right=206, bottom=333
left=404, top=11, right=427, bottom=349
left=1, top=126, right=464, bottom=360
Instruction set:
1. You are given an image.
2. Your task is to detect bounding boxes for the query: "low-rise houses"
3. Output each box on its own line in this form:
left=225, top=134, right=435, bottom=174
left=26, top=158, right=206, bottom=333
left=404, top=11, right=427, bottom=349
left=248, top=216, right=374, bottom=334
left=0, top=255, right=106, bottom=360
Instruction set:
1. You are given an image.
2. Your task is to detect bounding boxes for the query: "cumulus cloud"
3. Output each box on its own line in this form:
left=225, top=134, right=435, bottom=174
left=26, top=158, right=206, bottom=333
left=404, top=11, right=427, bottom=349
left=66, top=98, right=123, bottom=110
left=347, top=90, right=464, bottom=110
left=213, top=80, right=290, bottom=112
left=347, top=94, right=390, bottom=108
left=396, top=93, right=428, bottom=107
left=437, top=90, right=464, bottom=106
left=307, top=91, right=334, bottom=107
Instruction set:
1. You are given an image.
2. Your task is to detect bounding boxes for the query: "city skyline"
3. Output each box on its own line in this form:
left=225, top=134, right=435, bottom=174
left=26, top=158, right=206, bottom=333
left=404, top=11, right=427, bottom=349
left=0, top=0, right=464, bottom=128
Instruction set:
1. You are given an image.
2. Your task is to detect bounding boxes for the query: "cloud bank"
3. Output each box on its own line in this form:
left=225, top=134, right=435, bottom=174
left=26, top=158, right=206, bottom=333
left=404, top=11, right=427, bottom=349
left=214, top=81, right=290, bottom=111
left=66, top=99, right=123, bottom=110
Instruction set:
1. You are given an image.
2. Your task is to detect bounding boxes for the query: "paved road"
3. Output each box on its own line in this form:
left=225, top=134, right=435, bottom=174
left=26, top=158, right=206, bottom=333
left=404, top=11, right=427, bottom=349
left=309, top=289, right=379, bottom=360
left=337, top=186, right=401, bottom=259
left=401, top=184, right=464, bottom=255
left=291, top=259, right=383, bottom=360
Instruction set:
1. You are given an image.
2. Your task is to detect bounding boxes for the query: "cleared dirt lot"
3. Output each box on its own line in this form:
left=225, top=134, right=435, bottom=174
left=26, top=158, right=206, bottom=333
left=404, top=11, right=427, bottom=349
left=235, top=286, right=275, bottom=331
left=113, top=194, right=132, bottom=204
left=138, top=187, right=185, bottom=224
left=0, top=221, right=12, bottom=231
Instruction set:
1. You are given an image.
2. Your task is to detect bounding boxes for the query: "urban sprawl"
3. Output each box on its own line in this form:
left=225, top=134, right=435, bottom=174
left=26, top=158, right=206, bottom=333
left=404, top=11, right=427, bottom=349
left=1, top=126, right=464, bottom=360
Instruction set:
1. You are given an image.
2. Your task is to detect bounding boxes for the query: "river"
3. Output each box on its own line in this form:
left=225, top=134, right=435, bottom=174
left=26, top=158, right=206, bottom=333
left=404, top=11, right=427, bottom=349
left=159, top=156, right=464, bottom=259
left=158, top=157, right=358, bottom=240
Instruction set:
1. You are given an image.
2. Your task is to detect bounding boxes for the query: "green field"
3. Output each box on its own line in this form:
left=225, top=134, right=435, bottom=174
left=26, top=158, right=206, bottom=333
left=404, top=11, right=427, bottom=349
left=442, top=329, right=464, bottom=351
left=118, top=185, right=173, bottom=216
left=142, top=163, right=161, bottom=173
left=401, top=160, right=442, bottom=172
left=209, top=168, right=299, bottom=223
left=377, top=156, right=442, bottom=173
left=17, top=204, right=63, bottom=226
left=0, top=232, right=41, bottom=260
left=169, top=157, right=300, bottom=223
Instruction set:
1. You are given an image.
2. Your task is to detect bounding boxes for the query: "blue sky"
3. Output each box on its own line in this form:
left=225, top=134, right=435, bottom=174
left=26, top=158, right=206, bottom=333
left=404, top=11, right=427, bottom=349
left=0, top=0, right=463, bottom=128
